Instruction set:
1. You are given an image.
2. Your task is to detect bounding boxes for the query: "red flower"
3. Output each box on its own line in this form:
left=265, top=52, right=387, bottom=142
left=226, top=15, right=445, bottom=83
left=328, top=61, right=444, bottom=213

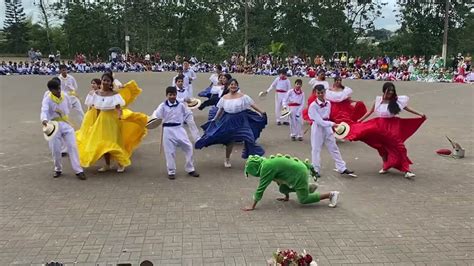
left=304, top=254, right=313, bottom=263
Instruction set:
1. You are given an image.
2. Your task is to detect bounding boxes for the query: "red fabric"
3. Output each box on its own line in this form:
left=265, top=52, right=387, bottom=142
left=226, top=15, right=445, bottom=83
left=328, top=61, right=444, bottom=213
left=346, top=117, right=426, bottom=172
left=276, top=89, right=287, bottom=93
left=436, top=149, right=452, bottom=155
left=302, top=94, right=317, bottom=123
left=288, top=103, right=301, bottom=106
left=330, top=99, right=367, bottom=125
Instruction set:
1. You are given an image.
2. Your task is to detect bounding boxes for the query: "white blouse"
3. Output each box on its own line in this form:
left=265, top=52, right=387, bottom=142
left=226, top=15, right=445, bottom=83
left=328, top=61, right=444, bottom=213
left=210, top=85, right=224, bottom=97
left=217, top=94, right=254, bottom=114
left=85, top=92, right=125, bottom=110
left=326, top=87, right=353, bottom=102
left=374, top=95, right=409, bottom=118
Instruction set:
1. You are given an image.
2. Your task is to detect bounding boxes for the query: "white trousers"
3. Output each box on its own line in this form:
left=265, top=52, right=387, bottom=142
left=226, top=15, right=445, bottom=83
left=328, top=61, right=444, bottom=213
left=311, top=124, right=346, bottom=173
left=187, top=84, right=194, bottom=98
left=275, top=92, right=288, bottom=123
left=48, top=122, right=83, bottom=173
left=163, top=126, right=195, bottom=175
left=289, top=106, right=303, bottom=137
left=184, top=112, right=200, bottom=142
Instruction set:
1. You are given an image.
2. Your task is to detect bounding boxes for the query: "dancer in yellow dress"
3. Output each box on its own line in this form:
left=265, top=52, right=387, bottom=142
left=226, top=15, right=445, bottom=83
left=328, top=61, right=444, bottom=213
left=76, top=73, right=147, bottom=172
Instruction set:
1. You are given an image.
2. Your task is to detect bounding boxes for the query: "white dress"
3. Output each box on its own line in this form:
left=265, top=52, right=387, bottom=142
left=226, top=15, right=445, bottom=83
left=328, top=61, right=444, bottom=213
left=85, top=92, right=125, bottom=110
left=326, top=87, right=352, bottom=102
left=374, top=95, right=409, bottom=118
left=216, top=94, right=254, bottom=113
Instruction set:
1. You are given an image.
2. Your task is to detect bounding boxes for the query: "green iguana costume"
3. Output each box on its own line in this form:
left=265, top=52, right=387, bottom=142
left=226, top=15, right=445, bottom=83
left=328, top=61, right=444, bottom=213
left=245, top=154, right=321, bottom=204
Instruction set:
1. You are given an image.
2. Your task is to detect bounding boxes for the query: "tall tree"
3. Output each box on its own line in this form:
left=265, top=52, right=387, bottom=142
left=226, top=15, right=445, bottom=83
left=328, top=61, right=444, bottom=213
left=3, top=0, right=30, bottom=54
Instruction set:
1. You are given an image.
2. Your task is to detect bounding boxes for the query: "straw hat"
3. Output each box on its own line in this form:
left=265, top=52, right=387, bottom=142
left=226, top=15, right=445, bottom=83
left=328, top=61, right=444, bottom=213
left=43, top=121, right=59, bottom=141
left=334, top=122, right=350, bottom=139
left=146, top=117, right=162, bottom=129
left=280, top=106, right=291, bottom=118
left=258, top=91, right=267, bottom=98
left=187, top=98, right=202, bottom=109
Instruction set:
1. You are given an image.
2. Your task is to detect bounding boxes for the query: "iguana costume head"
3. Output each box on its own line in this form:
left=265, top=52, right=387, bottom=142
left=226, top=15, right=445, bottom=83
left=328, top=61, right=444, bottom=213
left=245, top=155, right=265, bottom=177
left=245, top=154, right=319, bottom=180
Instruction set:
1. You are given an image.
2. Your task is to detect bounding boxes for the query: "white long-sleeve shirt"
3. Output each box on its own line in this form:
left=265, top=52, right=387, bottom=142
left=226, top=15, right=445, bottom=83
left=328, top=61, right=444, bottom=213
left=41, top=92, right=72, bottom=122
left=58, top=74, right=78, bottom=94
left=308, top=98, right=334, bottom=128
left=184, top=69, right=196, bottom=83
left=152, top=100, right=192, bottom=125
left=176, top=86, right=191, bottom=103
left=325, top=87, right=352, bottom=103
left=284, top=89, right=305, bottom=115
left=267, top=77, right=292, bottom=93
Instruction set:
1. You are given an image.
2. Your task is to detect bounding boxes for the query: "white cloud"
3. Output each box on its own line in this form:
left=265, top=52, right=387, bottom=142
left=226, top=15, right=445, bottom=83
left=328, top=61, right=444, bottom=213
left=374, top=0, right=401, bottom=31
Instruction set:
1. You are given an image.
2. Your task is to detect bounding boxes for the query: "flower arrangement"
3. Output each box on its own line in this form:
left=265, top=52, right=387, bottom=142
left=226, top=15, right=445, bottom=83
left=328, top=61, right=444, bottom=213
left=267, top=249, right=317, bottom=266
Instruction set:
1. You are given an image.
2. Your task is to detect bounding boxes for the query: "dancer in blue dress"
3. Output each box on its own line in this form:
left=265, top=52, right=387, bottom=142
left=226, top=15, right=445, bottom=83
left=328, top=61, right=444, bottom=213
left=195, top=79, right=267, bottom=168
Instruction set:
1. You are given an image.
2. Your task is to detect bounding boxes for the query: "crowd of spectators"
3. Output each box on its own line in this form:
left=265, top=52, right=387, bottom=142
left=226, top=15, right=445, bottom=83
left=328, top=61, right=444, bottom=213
left=1, top=49, right=472, bottom=83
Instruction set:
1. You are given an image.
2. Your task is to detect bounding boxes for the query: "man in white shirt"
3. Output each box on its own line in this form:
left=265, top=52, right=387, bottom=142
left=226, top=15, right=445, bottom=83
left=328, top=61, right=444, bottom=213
left=183, top=60, right=196, bottom=97
left=261, top=69, right=292, bottom=125
left=58, top=65, right=84, bottom=125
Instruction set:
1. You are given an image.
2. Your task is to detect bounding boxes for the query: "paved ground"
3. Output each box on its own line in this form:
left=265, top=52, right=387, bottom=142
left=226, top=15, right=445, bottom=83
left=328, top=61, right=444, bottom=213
left=0, top=72, right=473, bottom=266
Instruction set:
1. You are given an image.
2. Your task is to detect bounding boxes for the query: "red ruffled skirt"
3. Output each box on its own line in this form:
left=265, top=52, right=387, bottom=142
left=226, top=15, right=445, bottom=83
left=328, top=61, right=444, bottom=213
left=302, top=96, right=367, bottom=125
left=346, top=117, right=426, bottom=172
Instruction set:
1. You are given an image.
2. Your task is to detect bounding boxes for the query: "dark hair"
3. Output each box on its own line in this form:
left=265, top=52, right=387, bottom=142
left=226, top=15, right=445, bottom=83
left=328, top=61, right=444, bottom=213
left=278, top=69, right=287, bottom=75
left=51, top=77, right=61, bottom=84
left=216, top=65, right=222, bottom=71
left=175, top=74, right=184, bottom=83
left=333, top=76, right=344, bottom=89
left=166, top=86, right=177, bottom=95
left=382, top=82, right=401, bottom=115
left=177, top=66, right=183, bottom=71
left=59, top=64, right=67, bottom=70
left=91, top=78, right=101, bottom=86
left=47, top=79, right=60, bottom=90
left=183, top=59, right=189, bottom=63
left=314, top=84, right=325, bottom=92
left=227, top=78, right=239, bottom=87
left=295, top=79, right=302, bottom=85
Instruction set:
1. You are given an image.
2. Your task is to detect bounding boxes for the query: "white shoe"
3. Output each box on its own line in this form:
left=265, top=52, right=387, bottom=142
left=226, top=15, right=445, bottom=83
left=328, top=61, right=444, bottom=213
left=98, top=165, right=111, bottom=172
left=117, top=165, right=125, bottom=173
left=224, top=159, right=231, bottom=168
left=404, top=171, right=415, bottom=179
left=309, top=183, right=318, bottom=193
left=379, top=169, right=388, bottom=174
left=329, top=191, right=340, bottom=208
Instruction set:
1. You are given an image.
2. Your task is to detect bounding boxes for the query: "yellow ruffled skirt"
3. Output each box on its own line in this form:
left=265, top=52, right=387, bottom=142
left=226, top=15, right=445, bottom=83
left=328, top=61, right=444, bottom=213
left=76, top=80, right=147, bottom=168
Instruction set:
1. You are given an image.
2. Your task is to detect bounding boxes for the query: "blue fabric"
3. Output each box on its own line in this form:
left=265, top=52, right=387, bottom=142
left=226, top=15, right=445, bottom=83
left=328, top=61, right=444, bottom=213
left=195, top=110, right=267, bottom=159
left=198, top=87, right=212, bottom=98
left=208, top=106, right=218, bottom=121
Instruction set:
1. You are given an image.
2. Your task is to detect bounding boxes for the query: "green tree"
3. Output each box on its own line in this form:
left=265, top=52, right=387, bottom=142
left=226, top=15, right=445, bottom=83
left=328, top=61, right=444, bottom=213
left=3, top=0, right=30, bottom=54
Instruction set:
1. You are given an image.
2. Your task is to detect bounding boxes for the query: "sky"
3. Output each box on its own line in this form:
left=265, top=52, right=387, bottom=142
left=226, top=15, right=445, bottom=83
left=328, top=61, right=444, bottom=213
left=0, top=0, right=401, bottom=31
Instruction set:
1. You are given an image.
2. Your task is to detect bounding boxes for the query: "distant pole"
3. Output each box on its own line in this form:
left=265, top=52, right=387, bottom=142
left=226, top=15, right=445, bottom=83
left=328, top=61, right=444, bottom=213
left=441, top=0, right=449, bottom=68
left=244, top=0, right=249, bottom=65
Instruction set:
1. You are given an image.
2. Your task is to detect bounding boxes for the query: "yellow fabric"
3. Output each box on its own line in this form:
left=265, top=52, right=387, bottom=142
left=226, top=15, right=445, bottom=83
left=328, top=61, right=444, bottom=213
left=68, top=90, right=77, bottom=97
left=76, top=80, right=147, bottom=168
left=77, top=110, right=131, bottom=167
left=118, top=80, right=141, bottom=108
left=49, top=92, right=63, bottom=104
left=52, top=115, right=69, bottom=123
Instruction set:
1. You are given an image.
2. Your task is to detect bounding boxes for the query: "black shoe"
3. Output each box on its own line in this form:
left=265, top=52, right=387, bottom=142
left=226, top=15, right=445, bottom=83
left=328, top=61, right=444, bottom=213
left=298, top=137, right=303, bottom=141
left=61, top=152, right=68, bottom=157
left=291, top=136, right=296, bottom=141
left=277, top=122, right=282, bottom=126
left=283, top=122, right=290, bottom=125
left=341, top=169, right=354, bottom=175
left=168, top=174, right=175, bottom=180
left=314, top=172, right=321, bottom=178
left=76, top=172, right=86, bottom=180
left=188, top=171, right=200, bottom=177
left=53, top=171, right=62, bottom=178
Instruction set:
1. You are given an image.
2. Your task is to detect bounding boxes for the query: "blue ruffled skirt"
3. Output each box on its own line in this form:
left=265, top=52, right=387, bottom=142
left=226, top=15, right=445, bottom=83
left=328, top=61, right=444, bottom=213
left=198, top=87, right=212, bottom=98
left=195, top=110, right=267, bottom=158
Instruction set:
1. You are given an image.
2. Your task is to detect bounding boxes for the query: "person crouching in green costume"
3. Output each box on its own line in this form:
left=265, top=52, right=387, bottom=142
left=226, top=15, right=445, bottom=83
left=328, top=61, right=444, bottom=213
left=242, top=154, right=340, bottom=211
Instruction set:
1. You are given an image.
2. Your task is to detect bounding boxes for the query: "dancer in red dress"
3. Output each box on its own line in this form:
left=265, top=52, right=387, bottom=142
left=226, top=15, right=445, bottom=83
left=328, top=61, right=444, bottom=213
left=303, top=76, right=366, bottom=126
left=326, top=76, right=367, bottom=125
left=346, top=82, right=426, bottom=179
